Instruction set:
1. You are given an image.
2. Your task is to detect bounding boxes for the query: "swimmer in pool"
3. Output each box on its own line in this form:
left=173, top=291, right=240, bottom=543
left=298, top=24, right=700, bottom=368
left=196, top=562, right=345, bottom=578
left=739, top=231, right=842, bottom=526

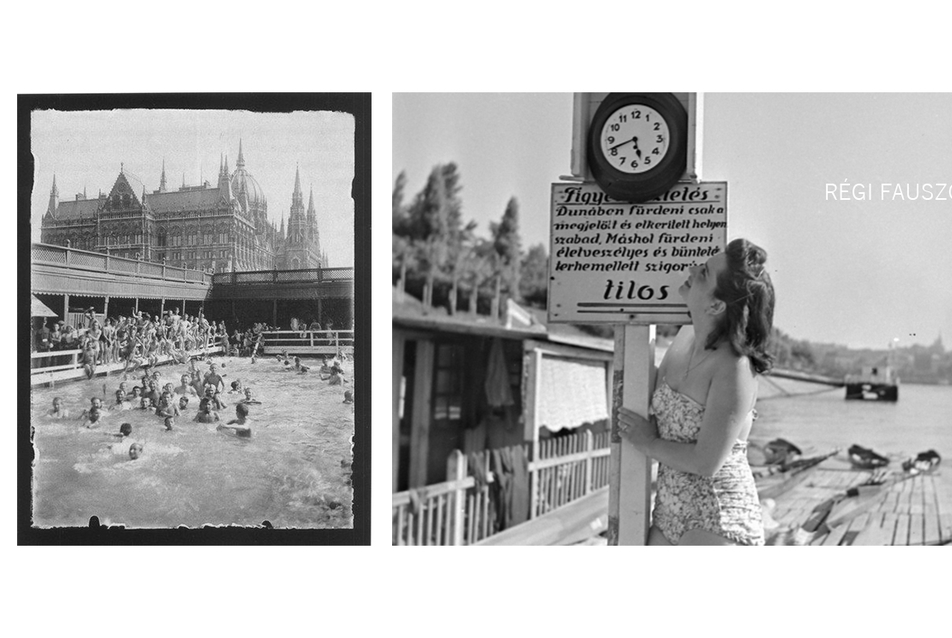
left=113, top=389, right=131, bottom=410
left=193, top=398, right=220, bottom=423
left=178, top=396, right=190, bottom=412
left=155, top=392, right=179, bottom=418
left=78, top=397, right=106, bottom=420
left=327, top=365, right=343, bottom=386
left=343, top=390, right=354, bottom=404
left=203, top=363, right=225, bottom=393
left=228, top=380, right=243, bottom=394
left=47, top=397, right=70, bottom=419
left=176, top=374, right=196, bottom=398
left=130, top=386, right=142, bottom=402
left=128, top=442, right=144, bottom=460
left=102, top=422, right=133, bottom=440
left=293, top=356, right=302, bottom=371
left=82, top=407, right=104, bottom=428
left=217, top=402, right=252, bottom=438
left=140, top=396, right=154, bottom=411
left=240, top=387, right=261, bottom=405
left=163, top=416, right=174, bottom=431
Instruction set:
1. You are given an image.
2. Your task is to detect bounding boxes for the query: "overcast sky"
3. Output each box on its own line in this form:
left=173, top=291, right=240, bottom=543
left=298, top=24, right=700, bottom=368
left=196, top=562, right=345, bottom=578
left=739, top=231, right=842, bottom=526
left=393, top=93, right=952, bottom=350
left=31, top=109, right=355, bottom=267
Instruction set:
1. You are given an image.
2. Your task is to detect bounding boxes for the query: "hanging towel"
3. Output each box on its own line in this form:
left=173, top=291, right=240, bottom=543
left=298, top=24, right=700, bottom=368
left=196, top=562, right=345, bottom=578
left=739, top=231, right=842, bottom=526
left=484, top=338, right=514, bottom=408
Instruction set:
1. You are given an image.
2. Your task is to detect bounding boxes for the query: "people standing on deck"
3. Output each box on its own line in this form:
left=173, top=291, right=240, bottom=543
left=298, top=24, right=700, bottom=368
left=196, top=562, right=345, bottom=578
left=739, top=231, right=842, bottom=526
left=617, top=237, right=774, bottom=546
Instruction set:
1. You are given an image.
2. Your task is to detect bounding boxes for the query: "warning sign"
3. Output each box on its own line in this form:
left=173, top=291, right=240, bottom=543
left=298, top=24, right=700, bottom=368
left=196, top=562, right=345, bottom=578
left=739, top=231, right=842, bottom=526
left=547, top=181, right=727, bottom=324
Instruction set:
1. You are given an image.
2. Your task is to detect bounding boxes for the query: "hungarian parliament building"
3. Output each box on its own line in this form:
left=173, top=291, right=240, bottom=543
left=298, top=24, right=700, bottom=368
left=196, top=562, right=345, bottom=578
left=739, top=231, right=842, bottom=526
left=40, top=142, right=326, bottom=273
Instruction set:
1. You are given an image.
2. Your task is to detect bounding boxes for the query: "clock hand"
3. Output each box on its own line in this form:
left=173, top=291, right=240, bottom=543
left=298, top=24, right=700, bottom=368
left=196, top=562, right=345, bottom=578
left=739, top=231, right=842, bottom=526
left=609, top=135, right=637, bottom=152
left=632, top=136, right=642, bottom=159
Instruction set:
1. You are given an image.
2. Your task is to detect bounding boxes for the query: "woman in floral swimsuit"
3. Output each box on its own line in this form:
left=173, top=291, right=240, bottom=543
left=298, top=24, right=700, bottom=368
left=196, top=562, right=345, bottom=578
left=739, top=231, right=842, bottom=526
left=619, top=238, right=775, bottom=545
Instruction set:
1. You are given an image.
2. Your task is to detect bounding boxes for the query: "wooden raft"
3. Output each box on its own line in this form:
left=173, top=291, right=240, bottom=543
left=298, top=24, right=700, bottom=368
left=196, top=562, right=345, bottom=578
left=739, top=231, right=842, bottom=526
left=767, top=461, right=951, bottom=546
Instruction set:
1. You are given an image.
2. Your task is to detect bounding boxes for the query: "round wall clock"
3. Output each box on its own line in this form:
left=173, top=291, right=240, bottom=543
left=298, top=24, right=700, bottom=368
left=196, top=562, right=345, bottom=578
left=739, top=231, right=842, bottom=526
left=587, top=93, right=688, bottom=202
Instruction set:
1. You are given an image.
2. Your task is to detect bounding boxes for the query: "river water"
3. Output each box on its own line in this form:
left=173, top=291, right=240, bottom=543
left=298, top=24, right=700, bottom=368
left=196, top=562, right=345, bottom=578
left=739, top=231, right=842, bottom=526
left=752, top=382, right=952, bottom=497
left=30, top=356, right=354, bottom=529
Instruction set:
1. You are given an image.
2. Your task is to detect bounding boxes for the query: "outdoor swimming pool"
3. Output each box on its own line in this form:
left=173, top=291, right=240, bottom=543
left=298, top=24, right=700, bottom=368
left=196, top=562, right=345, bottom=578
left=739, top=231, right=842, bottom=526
left=30, top=356, right=354, bottom=529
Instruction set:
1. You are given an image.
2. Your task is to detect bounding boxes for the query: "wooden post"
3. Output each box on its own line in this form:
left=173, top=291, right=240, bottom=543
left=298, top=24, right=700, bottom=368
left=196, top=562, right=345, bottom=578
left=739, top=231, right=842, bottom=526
left=272, top=299, right=278, bottom=328
left=447, top=450, right=467, bottom=546
left=409, top=339, right=435, bottom=488
left=159, top=298, right=164, bottom=318
left=608, top=325, right=655, bottom=545
left=134, top=297, right=139, bottom=315
left=585, top=429, right=594, bottom=495
left=63, top=293, right=69, bottom=322
left=104, top=296, right=109, bottom=320
left=469, top=283, right=477, bottom=314
left=393, top=332, right=406, bottom=492
left=524, top=346, right=543, bottom=518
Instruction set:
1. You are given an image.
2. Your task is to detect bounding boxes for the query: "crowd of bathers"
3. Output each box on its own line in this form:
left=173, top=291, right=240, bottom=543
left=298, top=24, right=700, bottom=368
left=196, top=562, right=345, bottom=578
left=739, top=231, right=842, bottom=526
left=44, top=346, right=353, bottom=454
left=46, top=358, right=263, bottom=458
left=34, top=308, right=348, bottom=381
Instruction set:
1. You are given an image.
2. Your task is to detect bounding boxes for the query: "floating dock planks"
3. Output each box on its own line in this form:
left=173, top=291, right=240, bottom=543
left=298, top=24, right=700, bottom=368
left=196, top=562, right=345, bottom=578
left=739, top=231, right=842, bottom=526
left=769, top=461, right=949, bottom=546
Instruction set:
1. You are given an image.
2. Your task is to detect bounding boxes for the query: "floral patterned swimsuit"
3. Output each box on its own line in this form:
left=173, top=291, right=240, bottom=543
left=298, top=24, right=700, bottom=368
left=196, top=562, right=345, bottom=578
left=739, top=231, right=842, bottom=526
left=651, top=379, right=764, bottom=545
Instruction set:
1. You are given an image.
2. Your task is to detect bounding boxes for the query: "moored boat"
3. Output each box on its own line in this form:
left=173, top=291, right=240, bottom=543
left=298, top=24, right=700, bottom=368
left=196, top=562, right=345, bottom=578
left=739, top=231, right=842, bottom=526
left=844, top=365, right=899, bottom=401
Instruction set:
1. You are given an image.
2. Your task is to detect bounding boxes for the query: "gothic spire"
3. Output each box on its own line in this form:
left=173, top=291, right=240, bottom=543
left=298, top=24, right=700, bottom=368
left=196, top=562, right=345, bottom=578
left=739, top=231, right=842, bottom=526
left=47, top=174, right=59, bottom=216
left=307, top=185, right=316, bottom=219
left=160, top=158, right=167, bottom=192
left=237, top=139, right=245, bottom=169
left=293, top=165, right=302, bottom=197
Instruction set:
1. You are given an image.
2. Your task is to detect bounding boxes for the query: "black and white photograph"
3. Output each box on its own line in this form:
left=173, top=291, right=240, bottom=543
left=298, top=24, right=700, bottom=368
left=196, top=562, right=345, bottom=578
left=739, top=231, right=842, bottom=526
left=21, top=94, right=369, bottom=539
left=391, top=92, right=952, bottom=546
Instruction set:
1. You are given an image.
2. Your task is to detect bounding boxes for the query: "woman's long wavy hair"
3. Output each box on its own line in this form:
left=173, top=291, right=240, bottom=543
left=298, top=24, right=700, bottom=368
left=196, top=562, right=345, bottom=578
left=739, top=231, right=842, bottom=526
left=706, top=238, right=775, bottom=374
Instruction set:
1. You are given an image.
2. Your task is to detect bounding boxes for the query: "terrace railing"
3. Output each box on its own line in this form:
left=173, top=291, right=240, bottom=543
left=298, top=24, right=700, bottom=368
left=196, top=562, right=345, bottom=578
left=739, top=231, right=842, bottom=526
left=392, top=430, right=611, bottom=546
left=211, top=267, right=354, bottom=285
left=31, top=242, right=213, bottom=285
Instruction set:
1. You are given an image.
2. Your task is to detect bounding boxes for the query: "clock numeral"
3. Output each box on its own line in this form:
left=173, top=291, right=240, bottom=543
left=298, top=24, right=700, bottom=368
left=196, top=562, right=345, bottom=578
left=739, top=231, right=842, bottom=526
left=654, top=122, right=660, bottom=131
left=630, top=159, right=638, bottom=169
left=646, top=113, right=651, bottom=122
left=610, top=148, right=618, bottom=157
left=607, top=136, right=615, bottom=144
left=644, top=156, right=652, bottom=166
left=652, top=148, right=660, bottom=155
left=656, top=134, right=664, bottom=143
left=618, top=114, right=627, bottom=123
left=619, top=157, right=626, bottom=166
left=611, top=123, right=620, bottom=132
left=632, top=110, right=641, bottom=119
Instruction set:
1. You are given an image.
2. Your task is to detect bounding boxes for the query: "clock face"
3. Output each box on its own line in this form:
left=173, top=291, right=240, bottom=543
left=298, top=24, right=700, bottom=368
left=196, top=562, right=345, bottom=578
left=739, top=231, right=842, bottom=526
left=598, top=104, right=671, bottom=175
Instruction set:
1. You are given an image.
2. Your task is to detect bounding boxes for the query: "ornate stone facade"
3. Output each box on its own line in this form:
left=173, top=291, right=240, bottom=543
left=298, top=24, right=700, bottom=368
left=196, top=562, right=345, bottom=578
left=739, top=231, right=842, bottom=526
left=40, top=143, right=324, bottom=273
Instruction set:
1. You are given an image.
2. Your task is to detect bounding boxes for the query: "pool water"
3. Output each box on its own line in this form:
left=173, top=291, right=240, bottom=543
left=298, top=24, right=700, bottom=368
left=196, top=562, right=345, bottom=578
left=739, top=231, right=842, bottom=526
left=31, top=356, right=354, bottom=529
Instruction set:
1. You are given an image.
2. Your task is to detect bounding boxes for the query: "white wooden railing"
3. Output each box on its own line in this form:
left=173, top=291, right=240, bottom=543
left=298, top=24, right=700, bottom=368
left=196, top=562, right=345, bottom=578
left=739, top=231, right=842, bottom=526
left=392, top=429, right=610, bottom=546
left=262, top=330, right=354, bottom=355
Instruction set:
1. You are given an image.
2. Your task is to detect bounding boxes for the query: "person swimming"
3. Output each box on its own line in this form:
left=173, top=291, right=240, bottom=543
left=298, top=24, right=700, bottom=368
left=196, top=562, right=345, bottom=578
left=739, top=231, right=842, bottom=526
left=228, top=380, right=243, bottom=394
left=193, top=398, right=220, bottom=423
left=113, top=389, right=131, bottom=410
left=343, top=390, right=354, bottom=404
left=128, top=442, right=144, bottom=460
left=82, top=407, right=103, bottom=428
left=47, top=397, right=70, bottom=419
left=163, top=416, right=174, bottom=431
left=178, top=396, right=190, bottom=412
left=217, top=402, right=252, bottom=438
left=240, top=387, right=261, bottom=405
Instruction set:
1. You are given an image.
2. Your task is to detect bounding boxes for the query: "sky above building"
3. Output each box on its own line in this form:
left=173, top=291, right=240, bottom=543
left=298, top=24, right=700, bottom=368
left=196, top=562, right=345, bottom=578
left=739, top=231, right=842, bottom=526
left=31, top=109, right=355, bottom=267
left=392, top=93, right=952, bottom=350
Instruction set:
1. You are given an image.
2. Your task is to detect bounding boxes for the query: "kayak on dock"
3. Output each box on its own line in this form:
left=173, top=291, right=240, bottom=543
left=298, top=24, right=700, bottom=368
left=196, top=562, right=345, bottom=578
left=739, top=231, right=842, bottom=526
left=901, top=449, right=941, bottom=474
left=847, top=444, right=890, bottom=469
